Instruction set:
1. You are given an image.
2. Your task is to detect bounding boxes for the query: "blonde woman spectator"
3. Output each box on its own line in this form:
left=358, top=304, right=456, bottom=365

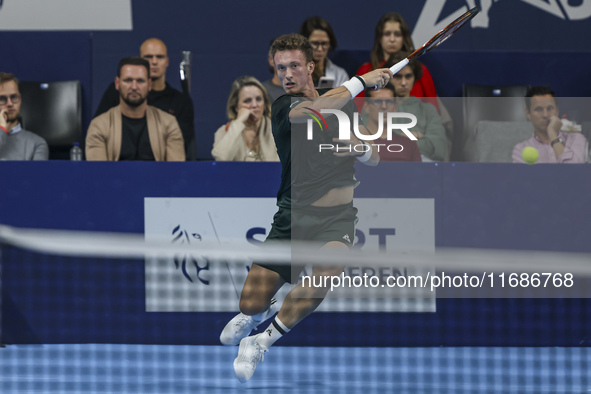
left=212, top=76, right=279, bottom=161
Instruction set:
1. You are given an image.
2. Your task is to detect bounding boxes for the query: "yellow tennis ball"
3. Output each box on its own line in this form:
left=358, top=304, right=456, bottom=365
left=522, top=146, right=539, bottom=164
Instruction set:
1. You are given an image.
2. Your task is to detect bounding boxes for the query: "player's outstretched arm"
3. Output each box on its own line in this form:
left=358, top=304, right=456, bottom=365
left=359, top=68, right=394, bottom=92
left=290, top=69, right=393, bottom=124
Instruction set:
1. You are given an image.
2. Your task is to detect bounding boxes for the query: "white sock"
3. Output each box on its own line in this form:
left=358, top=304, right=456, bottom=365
left=256, top=316, right=290, bottom=349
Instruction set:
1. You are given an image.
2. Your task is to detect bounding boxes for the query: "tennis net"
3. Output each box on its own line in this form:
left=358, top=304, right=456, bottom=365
left=1, top=224, right=590, bottom=393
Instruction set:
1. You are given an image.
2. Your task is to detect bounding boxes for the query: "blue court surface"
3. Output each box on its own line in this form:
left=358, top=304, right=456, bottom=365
left=0, top=344, right=589, bottom=393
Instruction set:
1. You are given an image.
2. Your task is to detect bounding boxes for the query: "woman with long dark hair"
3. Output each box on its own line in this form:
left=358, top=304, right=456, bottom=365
left=356, top=12, right=437, bottom=98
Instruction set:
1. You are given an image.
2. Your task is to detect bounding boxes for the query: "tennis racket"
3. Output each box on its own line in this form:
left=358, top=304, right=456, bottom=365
left=389, top=6, right=481, bottom=75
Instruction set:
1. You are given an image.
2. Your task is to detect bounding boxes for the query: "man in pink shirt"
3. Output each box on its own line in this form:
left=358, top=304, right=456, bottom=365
left=512, top=86, right=588, bottom=163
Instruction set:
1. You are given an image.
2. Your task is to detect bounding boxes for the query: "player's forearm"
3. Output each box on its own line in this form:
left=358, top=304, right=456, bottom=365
left=290, top=86, right=352, bottom=124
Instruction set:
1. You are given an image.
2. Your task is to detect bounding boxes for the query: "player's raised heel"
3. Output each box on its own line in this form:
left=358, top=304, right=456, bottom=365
left=233, top=334, right=267, bottom=383
left=220, top=298, right=281, bottom=346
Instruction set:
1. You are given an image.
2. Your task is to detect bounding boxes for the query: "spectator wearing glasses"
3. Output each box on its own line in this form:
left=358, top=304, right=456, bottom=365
left=299, top=16, right=349, bottom=88
left=0, top=72, right=49, bottom=160
left=363, top=83, right=421, bottom=162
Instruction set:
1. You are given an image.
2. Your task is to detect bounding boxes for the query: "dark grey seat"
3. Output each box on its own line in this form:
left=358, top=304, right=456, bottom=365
left=18, top=80, right=82, bottom=160
left=470, top=121, right=533, bottom=162
left=462, top=84, right=530, bottom=161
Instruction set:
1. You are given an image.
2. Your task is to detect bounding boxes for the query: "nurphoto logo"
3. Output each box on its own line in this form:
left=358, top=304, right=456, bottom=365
left=305, top=108, right=418, bottom=154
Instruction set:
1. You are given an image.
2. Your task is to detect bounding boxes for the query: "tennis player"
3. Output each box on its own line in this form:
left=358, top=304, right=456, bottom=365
left=220, top=34, right=392, bottom=383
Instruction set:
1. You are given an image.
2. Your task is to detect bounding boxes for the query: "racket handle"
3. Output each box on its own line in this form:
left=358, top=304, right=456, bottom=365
left=389, top=58, right=409, bottom=75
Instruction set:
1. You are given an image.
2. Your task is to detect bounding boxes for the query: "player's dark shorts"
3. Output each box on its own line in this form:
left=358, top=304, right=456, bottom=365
left=254, top=202, right=358, bottom=283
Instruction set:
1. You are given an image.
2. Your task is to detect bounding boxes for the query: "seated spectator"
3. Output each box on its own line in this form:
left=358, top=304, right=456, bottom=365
left=94, top=38, right=196, bottom=160
left=0, top=72, right=48, bottom=160
left=212, top=76, right=279, bottom=161
left=356, top=13, right=437, bottom=99
left=388, top=53, right=447, bottom=161
left=363, top=84, right=421, bottom=162
left=262, top=39, right=287, bottom=103
left=86, top=57, right=185, bottom=161
left=299, top=16, right=349, bottom=88
left=512, top=86, right=588, bottom=163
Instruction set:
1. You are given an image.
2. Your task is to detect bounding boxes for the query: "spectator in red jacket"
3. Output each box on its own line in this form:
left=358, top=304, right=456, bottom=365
left=356, top=12, right=437, bottom=100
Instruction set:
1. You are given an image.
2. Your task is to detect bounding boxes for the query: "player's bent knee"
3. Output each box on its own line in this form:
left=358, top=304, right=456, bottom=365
left=239, top=298, right=269, bottom=316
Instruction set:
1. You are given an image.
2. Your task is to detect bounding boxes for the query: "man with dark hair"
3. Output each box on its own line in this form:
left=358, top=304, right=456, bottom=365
left=0, top=72, right=48, bottom=160
left=220, top=33, right=392, bottom=383
left=512, top=85, right=588, bottom=163
left=86, top=57, right=185, bottom=161
left=94, top=38, right=196, bottom=160
left=524, top=85, right=555, bottom=111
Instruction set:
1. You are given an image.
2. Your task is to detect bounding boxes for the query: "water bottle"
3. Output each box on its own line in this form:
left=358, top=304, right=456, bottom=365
left=70, top=142, right=83, bottom=161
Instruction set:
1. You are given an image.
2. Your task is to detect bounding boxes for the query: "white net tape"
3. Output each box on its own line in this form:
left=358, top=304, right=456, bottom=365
left=1, top=224, right=590, bottom=274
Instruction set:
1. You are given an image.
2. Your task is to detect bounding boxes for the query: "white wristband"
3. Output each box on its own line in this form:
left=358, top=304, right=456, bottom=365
left=342, top=76, right=364, bottom=98
left=357, top=141, right=373, bottom=163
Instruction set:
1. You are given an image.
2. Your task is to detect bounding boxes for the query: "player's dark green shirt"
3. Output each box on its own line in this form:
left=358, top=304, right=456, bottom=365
left=271, top=89, right=359, bottom=209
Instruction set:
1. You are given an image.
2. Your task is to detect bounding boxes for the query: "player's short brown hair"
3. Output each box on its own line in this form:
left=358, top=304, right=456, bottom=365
left=269, top=34, right=314, bottom=64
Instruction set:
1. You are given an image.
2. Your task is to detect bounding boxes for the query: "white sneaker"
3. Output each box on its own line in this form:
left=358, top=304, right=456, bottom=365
left=233, top=334, right=267, bottom=383
left=220, top=298, right=280, bottom=346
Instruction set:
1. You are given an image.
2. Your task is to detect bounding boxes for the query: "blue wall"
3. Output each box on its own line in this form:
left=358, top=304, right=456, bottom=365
left=1, top=162, right=590, bottom=346
left=2, top=0, right=591, bottom=159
